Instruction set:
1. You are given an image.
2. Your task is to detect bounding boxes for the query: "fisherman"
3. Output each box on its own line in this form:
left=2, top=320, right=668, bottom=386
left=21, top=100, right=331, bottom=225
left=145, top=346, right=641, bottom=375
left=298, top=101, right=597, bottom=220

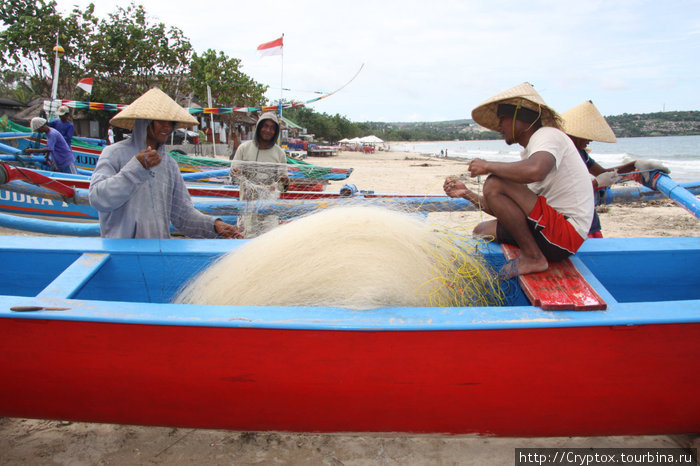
left=229, top=112, right=289, bottom=237
left=88, top=87, right=243, bottom=239
left=26, top=117, right=78, bottom=174
left=443, top=82, right=593, bottom=278
left=48, top=105, right=74, bottom=147
left=561, top=100, right=670, bottom=237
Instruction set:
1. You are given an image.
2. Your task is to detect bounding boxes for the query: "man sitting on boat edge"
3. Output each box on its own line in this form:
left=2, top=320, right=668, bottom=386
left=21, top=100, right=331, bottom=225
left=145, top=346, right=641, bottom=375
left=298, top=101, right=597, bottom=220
left=560, top=100, right=670, bottom=238
left=443, top=82, right=594, bottom=279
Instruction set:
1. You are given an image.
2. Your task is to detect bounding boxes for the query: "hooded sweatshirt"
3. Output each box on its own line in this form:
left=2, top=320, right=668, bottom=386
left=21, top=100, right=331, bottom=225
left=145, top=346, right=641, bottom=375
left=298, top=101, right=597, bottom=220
left=229, top=112, right=286, bottom=187
left=88, top=120, right=218, bottom=238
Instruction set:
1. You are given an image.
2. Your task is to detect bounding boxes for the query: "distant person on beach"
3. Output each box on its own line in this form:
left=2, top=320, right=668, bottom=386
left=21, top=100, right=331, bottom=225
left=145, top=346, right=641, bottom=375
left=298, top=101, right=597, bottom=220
left=561, top=100, right=670, bottom=237
left=443, top=82, right=593, bottom=278
left=88, top=88, right=242, bottom=239
left=107, top=125, right=115, bottom=145
left=26, top=117, right=77, bottom=174
left=229, top=112, right=289, bottom=237
left=48, top=105, right=74, bottom=147
left=228, top=129, right=241, bottom=160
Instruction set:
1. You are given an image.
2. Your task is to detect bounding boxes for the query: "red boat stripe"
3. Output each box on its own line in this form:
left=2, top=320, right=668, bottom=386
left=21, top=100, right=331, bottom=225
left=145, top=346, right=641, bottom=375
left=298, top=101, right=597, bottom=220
left=0, top=205, right=93, bottom=218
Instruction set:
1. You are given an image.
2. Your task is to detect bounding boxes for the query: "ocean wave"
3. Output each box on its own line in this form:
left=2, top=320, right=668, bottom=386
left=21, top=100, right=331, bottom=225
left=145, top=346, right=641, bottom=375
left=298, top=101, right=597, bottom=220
left=390, top=138, right=700, bottom=183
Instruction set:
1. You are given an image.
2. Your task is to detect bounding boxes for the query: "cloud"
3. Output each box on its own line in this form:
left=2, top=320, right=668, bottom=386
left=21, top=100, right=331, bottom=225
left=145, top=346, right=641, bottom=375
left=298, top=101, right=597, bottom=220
left=53, top=0, right=700, bottom=121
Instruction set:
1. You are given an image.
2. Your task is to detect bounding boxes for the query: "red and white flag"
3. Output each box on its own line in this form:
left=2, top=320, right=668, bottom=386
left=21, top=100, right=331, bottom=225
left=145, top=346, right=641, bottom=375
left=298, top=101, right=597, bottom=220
left=76, top=77, right=93, bottom=93
left=257, top=36, right=283, bottom=57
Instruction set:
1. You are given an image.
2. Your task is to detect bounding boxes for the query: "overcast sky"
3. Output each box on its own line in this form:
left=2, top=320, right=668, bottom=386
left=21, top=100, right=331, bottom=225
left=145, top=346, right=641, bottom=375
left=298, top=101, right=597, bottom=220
left=54, top=0, right=699, bottom=122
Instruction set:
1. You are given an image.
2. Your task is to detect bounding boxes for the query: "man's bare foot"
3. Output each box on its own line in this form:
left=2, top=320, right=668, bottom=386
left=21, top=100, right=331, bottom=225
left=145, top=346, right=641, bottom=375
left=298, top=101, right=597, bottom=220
left=499, top=254, right=549, bottom=279
left=515, top=255, right=549, bottom=277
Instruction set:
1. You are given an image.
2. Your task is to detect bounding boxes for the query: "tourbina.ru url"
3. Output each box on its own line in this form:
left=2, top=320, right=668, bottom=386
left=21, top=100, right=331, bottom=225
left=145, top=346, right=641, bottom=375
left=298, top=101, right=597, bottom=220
left=515, top=448, right=697, bottom=466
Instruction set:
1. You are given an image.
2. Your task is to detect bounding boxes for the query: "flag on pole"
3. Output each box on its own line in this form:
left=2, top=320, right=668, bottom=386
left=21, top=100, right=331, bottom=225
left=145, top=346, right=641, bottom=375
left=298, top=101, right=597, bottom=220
left=76, top=77, right=93, bottom=93
left=257, top=36, right=283, bottom=57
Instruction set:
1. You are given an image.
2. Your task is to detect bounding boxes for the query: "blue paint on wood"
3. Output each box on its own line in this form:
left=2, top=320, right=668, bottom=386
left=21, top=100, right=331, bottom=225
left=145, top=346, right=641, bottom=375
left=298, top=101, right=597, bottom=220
left=0, top=237, right=698, bottom=331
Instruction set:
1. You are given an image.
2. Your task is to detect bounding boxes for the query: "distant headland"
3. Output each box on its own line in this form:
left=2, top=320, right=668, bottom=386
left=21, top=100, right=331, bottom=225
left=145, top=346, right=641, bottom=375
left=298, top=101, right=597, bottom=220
left=362, top=111, right=700, bottom=141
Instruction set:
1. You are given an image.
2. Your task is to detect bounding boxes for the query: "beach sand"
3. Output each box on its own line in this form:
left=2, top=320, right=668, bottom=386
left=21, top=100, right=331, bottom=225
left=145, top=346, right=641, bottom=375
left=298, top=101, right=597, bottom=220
left=1, top=149, right=698, bottom=464
left=328, top=149, right=700, bottom=238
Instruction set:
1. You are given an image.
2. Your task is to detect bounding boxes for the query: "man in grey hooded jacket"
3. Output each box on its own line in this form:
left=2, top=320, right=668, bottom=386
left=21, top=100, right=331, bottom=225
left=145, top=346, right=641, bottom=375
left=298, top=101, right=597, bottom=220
left=89, top=88, right=242, bottom=239
left=229, top=112, right=289, bottom=237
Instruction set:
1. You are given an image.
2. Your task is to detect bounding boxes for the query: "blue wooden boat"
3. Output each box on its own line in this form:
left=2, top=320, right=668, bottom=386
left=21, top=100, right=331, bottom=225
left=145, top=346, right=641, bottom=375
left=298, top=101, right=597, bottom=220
left=0, top=164, right=478, bottom=235
left=1, top=169, right=698, bottom=236
left=1, top=123, right=354, bottom=190
left=0, top=235, right=698, bottom=435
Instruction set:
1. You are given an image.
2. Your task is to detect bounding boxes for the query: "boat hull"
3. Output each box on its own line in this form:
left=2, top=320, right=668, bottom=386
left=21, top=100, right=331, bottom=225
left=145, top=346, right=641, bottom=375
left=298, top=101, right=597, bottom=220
left=0, top=236, right=698, bottom=435
left=1, top=318, right=696, bottom=436
left=0, top=186, right=97, bottom=221
left=5, top=131, right=353, bottom=190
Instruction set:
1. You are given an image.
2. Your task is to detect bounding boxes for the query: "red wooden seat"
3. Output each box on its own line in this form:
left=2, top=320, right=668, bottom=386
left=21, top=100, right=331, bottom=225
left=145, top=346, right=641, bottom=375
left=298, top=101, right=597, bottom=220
left=501, top=244, right=607, bottom=311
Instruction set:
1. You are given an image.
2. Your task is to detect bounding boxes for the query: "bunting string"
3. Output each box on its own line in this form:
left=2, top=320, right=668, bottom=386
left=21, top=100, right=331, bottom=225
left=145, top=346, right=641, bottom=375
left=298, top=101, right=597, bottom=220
left=48, top=64, right=364, bottom=115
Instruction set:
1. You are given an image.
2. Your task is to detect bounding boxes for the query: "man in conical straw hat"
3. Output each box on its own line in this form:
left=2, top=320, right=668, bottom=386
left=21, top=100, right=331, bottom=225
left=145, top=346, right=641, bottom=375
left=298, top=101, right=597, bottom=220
left=89, top=87, right=243, bottom=239
left=444, top=82, right=593, bottom=278
left=561, top=100, right=669, bottom=238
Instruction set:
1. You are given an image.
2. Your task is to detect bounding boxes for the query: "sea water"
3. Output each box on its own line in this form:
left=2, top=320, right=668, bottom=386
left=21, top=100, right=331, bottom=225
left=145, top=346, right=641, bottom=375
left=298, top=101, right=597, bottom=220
left=390, top=135, right=700, bottom=183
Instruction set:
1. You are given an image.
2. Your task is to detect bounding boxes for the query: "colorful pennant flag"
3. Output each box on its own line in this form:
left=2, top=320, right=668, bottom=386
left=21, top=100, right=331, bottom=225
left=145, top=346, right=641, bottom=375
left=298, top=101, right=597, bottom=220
left=76, top=78, right=93, bottom=94
left=257, top=36, right=283, bottom=57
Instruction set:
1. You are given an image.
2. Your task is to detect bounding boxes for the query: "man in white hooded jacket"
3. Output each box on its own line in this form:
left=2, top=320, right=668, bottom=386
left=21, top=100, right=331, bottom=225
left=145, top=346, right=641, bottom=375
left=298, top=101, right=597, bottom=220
left=89, top=88, right=242, bottom=239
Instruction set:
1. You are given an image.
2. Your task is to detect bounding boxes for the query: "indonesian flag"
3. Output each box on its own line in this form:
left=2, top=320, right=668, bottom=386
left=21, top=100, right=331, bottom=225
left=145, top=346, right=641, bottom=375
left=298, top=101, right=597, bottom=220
left=257, top=36, right=283, bottom=57
left=76, top=77, right=93, bottom=93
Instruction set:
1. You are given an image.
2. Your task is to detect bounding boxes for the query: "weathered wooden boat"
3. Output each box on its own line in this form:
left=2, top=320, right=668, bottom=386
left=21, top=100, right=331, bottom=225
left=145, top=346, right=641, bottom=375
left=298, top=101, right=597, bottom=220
left=170, top=150, right=354, bottom=190
left=1, top=162, right=698, bottom=235
left=1, top=123, right=354, bottom=191
left=0, top=164, right=472, bottom=234
left=0, top=235, right=697, bottom=435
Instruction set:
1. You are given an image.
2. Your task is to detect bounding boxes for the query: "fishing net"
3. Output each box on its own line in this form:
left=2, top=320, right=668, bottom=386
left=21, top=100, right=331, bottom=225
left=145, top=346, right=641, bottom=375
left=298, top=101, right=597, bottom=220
left=0, top=132, right=511, bottom=308
left=174, top=205, right=507, bottom=309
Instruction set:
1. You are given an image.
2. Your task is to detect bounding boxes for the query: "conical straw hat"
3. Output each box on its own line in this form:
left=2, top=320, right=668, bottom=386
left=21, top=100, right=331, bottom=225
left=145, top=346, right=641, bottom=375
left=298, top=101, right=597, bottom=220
left=471, top=82, right=561, bottom=132
left=110, top=87, right=198, bottom=130
left=561, top=100, right=617, bottom=143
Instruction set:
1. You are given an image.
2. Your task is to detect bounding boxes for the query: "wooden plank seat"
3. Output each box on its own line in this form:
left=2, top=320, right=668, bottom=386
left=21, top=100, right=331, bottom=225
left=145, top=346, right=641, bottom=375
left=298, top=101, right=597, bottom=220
left=501, top=244, right=606, bottom=311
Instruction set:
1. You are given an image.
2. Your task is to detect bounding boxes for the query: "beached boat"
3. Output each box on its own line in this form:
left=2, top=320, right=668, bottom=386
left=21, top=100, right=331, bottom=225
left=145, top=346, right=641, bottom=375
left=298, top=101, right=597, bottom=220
left=0, top=163, right=698, bottom=237
left=0, top=122, right=354, bottom=191
left=169, top=150, right=353, bottom=190
left=0, top=235, right=697, bottom=435
left=0, top=166, right=457, bottom=230
left=1, top=162, right=698, bottom=230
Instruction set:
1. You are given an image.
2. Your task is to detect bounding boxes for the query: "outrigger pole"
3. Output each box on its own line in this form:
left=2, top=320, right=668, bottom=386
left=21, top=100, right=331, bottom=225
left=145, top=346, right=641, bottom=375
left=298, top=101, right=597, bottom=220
left=647, top=172, right=700, bottom=219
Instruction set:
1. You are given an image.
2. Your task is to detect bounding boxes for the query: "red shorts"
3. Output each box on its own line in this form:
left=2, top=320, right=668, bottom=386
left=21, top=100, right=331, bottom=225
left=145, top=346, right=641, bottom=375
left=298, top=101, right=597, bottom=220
left=496, top=196, right=585, bottom=261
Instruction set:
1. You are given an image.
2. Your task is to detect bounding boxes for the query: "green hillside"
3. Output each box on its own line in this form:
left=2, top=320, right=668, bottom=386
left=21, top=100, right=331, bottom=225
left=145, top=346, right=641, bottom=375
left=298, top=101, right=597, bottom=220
left=363, top=111, right=700, bottom=141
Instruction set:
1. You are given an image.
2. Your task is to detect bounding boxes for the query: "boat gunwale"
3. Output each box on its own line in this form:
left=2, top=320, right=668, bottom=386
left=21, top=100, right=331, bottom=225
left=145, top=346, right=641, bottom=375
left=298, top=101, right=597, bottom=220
left=0, top=236, right=698, bottom=331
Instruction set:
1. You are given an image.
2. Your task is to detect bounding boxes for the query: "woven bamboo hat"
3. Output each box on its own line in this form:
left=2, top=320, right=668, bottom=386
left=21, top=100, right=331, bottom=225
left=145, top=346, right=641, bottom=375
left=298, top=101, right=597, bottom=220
left=110, top=87, right=198, bottom=130
left=561, top=100, right=617, bottom=143
left=471, top=82, right=561, bottom=131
